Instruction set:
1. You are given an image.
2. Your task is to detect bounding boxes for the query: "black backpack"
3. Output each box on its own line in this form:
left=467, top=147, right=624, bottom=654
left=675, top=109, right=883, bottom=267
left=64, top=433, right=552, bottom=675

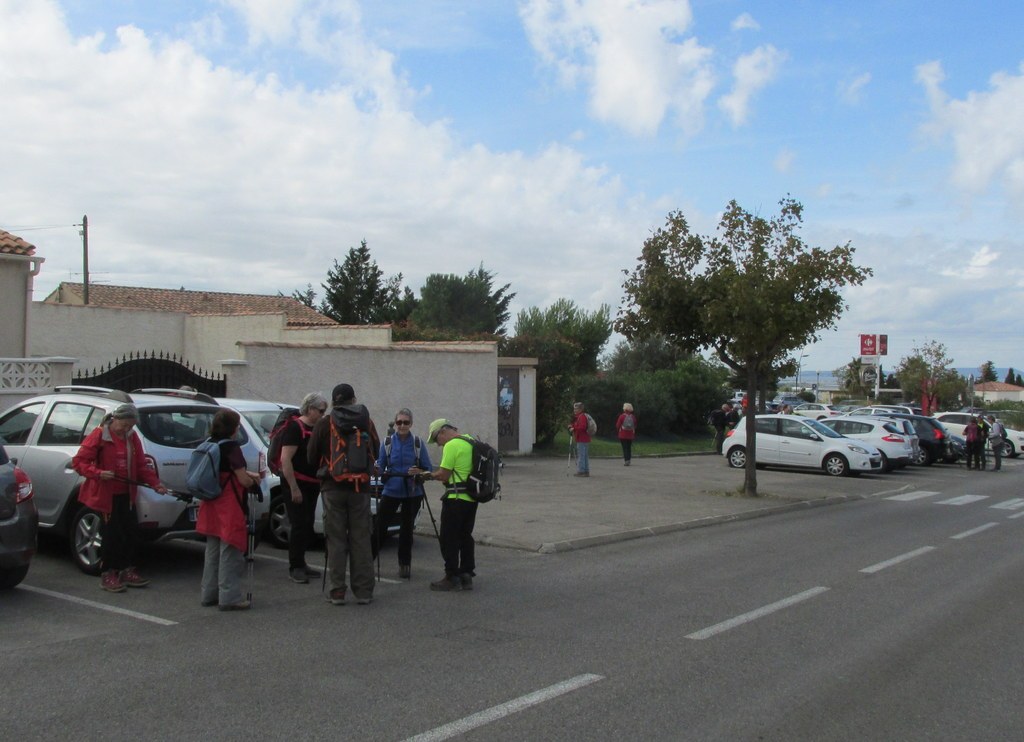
left=452, top=435, right=501, bottom=504
left=266, top=408, right=302, bottom=476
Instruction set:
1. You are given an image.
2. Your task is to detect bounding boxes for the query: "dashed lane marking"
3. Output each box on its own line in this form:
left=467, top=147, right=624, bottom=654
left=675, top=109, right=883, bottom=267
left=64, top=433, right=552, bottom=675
left=860, top=546, right=936, bottom=574
left=19, top=585, right=178, bottom=626
left=685, top=587, right=830, bottom=641
left=951, top=523, right=1000, bottom=540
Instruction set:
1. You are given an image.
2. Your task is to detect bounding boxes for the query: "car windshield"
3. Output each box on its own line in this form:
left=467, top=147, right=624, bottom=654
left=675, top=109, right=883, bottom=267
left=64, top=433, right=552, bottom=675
left=239, top=410, right=283, bottom=446
left=136, top=409, right=217, bottom=448
left=804, top=418, right=844, bottom=438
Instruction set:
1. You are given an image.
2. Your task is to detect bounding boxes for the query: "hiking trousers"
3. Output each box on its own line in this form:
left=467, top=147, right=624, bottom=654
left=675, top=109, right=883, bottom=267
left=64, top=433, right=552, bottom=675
left=321, top=483, right=374, bottom=600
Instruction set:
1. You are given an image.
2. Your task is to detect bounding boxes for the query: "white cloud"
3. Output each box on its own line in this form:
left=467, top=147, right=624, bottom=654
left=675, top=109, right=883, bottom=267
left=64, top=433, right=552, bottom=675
left=0, top=0, right=655, bottom=317
left=939, top=244, right=999, bottom=279
left=718, top=44, right=785, bottom=127
left=838, top=72, right=870, bottom=105
left=917, top=59, right=1024, bottom=208
left=519, top=0, right=715, bottom=137
left=774, top=148, right=795, bottom=173
left=730, top=13, right=759, bottom=32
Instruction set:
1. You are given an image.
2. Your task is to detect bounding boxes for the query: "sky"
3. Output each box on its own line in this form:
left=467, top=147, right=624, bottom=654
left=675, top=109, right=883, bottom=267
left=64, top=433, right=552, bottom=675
left=2, top=0, right=1023, bottom=375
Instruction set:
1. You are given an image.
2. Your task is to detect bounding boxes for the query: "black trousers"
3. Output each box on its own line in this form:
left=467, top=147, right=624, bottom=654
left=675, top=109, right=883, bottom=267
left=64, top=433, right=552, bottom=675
left=377, top=495, right=423, bottom=566
left=283, top=479, right=320, bottom=569
left=619, top=438, right=632, bottom=462
left=439, top=497, right=478, bottom=577
left=101, top=493, right=138, bottom=571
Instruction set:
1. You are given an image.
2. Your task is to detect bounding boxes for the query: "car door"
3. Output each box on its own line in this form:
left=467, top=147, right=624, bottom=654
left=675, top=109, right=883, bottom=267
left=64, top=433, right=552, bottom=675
left=753, top=417, right=781, bottom=464
left=778, top=417, right=821, bottom=467
left=16, top=401, right=107, bottom=526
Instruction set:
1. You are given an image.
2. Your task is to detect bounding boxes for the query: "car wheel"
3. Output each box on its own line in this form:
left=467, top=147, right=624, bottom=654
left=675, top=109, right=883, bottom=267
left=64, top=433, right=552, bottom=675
left=878, top=451, right=891, bottom=473
left=266, top=493, right=291, bottom=549
left=1005, top=440, right=1017, bottom=458
left=823, top=453, right=849, bottom=477
left=726, top=446, right=746, bottom=468
left=69, top=506, right=104, bottom=575
left=912, top=447, right=933, bottom=466
left=0, top=564, right=30, bottom=589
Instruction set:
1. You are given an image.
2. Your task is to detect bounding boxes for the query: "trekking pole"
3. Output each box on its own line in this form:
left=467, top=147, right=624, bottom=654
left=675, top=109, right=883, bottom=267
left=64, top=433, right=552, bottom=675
left=246, top=485, right=258, bottom=607
left=418, top=476, right=441, bottom=541
left=373, top=480, right=382, bottom=583
left=112, top=474, right=192, bottom=503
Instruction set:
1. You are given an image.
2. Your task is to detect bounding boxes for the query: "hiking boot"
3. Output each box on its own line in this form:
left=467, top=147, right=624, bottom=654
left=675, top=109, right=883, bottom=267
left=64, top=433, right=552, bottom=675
left=101, top=570, right=126, bottom=593
left=328, top=588, right=346, bottom=605
left=399, top=564, right=411, bottom=579
left=219, top=600, right=251, bottom=611
left=119, top=567, right=150, bottom=588
left=459, top=574, right=474, bottom=590
left=430, top=575, right=461, bottom=592
left=289, top=567, right=309, bottom=584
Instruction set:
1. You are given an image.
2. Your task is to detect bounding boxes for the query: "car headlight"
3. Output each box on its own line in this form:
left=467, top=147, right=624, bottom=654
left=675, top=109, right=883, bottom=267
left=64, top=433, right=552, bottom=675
left=847, top=445, right=870, bottom=455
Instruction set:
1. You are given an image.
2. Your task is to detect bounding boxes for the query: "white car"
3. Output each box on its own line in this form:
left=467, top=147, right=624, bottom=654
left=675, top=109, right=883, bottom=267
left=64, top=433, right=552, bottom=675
left=792, top=403, right=841, bottom=420
left=723, top=414, right=883, bottom=477
left=819, top=416, right=913, bottom=472
left=932, top=412, right=1023, bottom=458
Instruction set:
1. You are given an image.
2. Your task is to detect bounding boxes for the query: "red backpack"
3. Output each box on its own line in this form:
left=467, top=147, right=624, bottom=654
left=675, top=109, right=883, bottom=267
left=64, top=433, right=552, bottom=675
left=266, top=408, right=306, bottom=476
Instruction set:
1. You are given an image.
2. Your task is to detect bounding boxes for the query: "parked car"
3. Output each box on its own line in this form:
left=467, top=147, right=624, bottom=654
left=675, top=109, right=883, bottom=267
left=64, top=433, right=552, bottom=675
left=0, top=387, right=271, bottom=573
left=793, top=403, right=842, bottom=420
left=876, top=413, right=955, bottom=466
left=932, top=411, right=1023, bottom=458
left=723, top=414, right=883, bottom=476
left=848, top=405, right=922, bottom=417
left=819, top=416, right=913, bottom=472
left=0, top=443, right=36, bottom=589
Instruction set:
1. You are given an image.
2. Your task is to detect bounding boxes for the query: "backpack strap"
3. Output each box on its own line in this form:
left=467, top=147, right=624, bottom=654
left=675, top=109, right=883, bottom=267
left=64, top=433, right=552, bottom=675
left=413, top=435, right=421, bottom=469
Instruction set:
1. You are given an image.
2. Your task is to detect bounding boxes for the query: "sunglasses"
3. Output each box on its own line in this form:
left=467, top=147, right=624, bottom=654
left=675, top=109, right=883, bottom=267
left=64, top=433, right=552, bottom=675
left=395, top=420, right=412, bottom=426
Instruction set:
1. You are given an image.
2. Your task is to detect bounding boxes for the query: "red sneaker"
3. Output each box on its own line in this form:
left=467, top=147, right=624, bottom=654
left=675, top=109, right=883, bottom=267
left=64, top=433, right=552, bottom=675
left=101, top=570, right=126, bottom=593
left=119, top=567, right=150, bottom=588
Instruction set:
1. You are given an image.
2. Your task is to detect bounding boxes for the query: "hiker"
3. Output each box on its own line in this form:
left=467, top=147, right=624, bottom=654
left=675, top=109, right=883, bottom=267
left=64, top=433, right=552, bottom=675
left=72, top=403, right=169, bottom=593
left=615, top=403, right=637, bottom=466
left=196, top=408, right=262, bottom=611
left=411, top=419, right=477, bottom=591
left=987, top=414, right=1006, bottom=471
left=278, top=392, right=329, bottom=584
left=377, top=408, right=433, bottom=579
left=568, top=402, right=591, bottom=477
left=708, top=403, right=732, bottom=454
left=964, top=416, right=984, bottom=470
left=307, top=383, right=380, bottom=606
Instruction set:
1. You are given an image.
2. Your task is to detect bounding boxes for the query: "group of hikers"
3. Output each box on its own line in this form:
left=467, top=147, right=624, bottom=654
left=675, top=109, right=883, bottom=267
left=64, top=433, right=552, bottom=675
left=567, top=401, right=638, bottom=476
left=71, top=383, right=482, bottom=610
left=963, top=414, right=1007, bottom=471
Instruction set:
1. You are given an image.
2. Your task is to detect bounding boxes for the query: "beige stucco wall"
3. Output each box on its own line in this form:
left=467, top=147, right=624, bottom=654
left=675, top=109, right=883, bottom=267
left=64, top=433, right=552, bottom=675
left=0, top=256, right=33, bottom=356
left=224, top=341, right=500, bottom=445
left=30, top=303, right=186, bottom=371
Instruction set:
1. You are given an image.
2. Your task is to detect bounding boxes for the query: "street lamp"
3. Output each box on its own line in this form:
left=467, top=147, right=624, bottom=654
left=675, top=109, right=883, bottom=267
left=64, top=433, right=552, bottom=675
left=795, top=353, right=809, bottom=390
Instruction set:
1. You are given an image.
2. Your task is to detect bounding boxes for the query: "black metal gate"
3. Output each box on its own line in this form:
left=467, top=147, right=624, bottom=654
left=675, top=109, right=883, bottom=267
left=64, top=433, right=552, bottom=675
left=74, top=351, right=226, bottom=396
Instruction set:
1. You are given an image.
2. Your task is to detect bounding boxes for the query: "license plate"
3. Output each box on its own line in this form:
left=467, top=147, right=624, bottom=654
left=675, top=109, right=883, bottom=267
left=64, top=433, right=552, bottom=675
left=187, top=506, right=198, bottom=522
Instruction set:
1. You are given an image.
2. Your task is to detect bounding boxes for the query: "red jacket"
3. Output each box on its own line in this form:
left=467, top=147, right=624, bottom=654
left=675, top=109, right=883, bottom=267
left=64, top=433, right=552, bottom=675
left=615, top=412, right=637, bottom=440
left=571, top=412, right=591, bottom=443
left=196, top=472, right=249, bottom=553
left=73, top=424, right=161, bottom=515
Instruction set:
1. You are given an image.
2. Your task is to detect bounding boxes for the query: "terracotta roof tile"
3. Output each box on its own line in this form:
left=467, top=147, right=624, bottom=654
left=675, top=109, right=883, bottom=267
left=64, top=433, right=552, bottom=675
left=48, top=282, right=337, bottom=327
left=975, top=381, right=1024, bottom=392
left=0, top=229, right=37, bottom=256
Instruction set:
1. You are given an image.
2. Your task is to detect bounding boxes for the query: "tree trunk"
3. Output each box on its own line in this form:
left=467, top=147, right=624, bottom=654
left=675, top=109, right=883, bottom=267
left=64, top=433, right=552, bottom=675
left=744, top=368, right=759, bottom=497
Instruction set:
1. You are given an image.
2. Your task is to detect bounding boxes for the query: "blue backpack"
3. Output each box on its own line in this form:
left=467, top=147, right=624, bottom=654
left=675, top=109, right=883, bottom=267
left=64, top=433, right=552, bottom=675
left=186, top=438, right=230, bottom=501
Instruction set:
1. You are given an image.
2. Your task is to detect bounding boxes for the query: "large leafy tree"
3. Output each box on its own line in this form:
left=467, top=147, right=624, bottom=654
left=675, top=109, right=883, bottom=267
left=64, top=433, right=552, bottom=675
left=895, top=341, right=963, bottom=414
left=604, top=334, right=691, bottom=374
left=502, top=299, right=612, bottom=445
left=318, top=240, right=412, bottom=324
left=410, top=264, right=515, bottom=336
left=617, top=197, right=871, bottom=496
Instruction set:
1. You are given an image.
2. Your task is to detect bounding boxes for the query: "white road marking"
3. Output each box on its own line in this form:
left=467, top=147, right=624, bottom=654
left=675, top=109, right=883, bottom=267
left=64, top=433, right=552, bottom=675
left=685, top=587, right=830, bottom=641
left=951, top=523, right=999, bottom=540
left=936, top=495, right=989, bottom=506
left=886, top=491, right=941, bottom=501
left=990, top=498, right=1024, bottom=510
left=400, top=673, right=604, bottom=742
left=860, top=546, right=936, bottom=574
left=19, top=585, right=178, bottom=626
left=1007, top=511, right=1024, bottom=520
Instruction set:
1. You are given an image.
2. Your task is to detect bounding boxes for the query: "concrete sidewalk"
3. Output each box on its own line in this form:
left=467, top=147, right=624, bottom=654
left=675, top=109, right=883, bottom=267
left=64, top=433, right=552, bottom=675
left=430, top=453, right=913, bottom=553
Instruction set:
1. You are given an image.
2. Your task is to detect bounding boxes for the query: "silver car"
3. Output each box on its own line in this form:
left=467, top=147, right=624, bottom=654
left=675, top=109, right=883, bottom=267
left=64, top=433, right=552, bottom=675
left=0, top=443, right=37, bottom=588
left=820, top=416, right=914, bottom=472
left=0, top=387, right=270, bottom=573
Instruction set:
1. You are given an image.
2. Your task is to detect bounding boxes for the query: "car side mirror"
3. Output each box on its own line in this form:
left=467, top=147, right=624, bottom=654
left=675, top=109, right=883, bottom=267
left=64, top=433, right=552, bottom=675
left=809, top=434, right=821, bottom=441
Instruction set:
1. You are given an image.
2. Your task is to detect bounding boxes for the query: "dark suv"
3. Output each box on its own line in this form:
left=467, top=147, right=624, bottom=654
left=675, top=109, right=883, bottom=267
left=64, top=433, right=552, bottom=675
left=882, top=413, right=954, bottom=466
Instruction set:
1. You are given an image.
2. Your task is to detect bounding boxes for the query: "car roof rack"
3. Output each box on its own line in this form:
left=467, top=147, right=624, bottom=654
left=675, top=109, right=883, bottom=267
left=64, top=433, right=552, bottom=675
left=130, top=388, right=219, bottom=405
left=53, top=386, right=133, bottom=403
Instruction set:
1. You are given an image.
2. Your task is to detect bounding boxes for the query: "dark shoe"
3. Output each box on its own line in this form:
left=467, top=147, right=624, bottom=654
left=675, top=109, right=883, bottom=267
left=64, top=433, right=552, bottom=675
left=573, top=472, right=589, bottom=477
left=119, top=567, right=150, bottom=588
left=624, top=460, right=630, bottom=466
left=303, top=565, right=321, bottom=577
left=399, top=564, right=411, bottom=579
left=219, top=601, right=251, bottom=611
left=101, top=570, right=126, bottom=593
left=356, top=595, right=373, bottom=605
left=289, top=567, right=309, bottom=584
left=459, top=574, right=473, bottom=590
left=200, top=599, right=217, bottom=607
left=328, top=588, right=346, bottom=605
left=430, top=575, right=461, bottom=592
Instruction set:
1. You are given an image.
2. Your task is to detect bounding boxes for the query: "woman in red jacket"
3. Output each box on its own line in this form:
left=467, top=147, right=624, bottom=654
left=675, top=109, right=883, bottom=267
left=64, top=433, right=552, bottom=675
left=615, top=403, right=637, bottom=466
left=73, top=403, right=168, bottom=593
left=197, top=408, right=261, bottom=611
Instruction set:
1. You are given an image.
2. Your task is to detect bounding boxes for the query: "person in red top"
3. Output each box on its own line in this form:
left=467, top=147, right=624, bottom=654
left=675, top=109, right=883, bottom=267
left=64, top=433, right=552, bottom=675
left=73, top=403, right=168, bottom=593
left=615, top=403, right=637, bottom=466
left=197, top=408, right=261, bottom=611
left=569, top=402, right=591, bottom=477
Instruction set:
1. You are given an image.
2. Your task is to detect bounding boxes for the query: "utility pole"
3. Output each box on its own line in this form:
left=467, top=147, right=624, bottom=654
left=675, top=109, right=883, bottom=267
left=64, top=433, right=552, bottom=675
left=80, top=214, right=89, bottom=305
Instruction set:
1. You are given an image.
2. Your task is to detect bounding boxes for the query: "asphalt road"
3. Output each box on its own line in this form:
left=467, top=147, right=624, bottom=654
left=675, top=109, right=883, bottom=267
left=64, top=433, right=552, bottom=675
left=4, top=458, right=1023, bottom=741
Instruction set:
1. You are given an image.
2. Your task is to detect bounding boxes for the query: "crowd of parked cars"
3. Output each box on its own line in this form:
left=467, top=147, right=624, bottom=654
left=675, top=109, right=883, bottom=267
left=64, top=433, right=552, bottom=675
left=722, top=400, right=1020, bottom=477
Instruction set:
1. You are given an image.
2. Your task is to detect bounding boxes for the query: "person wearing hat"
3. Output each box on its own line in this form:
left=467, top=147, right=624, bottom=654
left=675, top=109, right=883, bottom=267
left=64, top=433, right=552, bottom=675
left=410, top=418, right=477, bottom=591
left=307, top=383, right=380, bottom=605
left=72, top=402, right=169, bottom=593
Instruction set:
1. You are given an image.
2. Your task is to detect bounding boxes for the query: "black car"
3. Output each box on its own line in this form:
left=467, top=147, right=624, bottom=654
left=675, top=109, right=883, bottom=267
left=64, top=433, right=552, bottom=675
left=0, top=442, right=37, bottom=589
left=882, top=413, right=955, bottom=466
